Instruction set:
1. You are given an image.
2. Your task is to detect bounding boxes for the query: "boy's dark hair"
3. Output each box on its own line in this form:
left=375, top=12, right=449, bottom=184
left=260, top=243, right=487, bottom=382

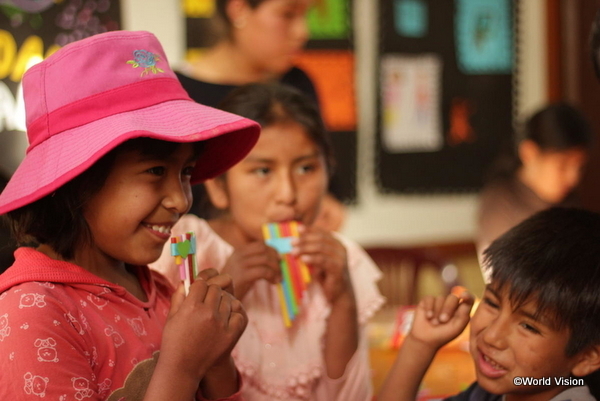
left=218, top=82, right=335, bottom=175
left=483, top=207, right=600, bottom=357
left=5, top=138, right=202, bottom=260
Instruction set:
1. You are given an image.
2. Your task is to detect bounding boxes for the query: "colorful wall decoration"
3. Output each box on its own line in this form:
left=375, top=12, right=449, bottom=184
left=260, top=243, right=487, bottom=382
left=376, top=0, right=514, bottom=193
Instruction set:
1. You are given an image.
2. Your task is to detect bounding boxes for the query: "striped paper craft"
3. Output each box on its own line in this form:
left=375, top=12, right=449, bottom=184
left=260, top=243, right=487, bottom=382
left=262, top=221, right=311, bottom=327
left=170, top=232, right=198, bottom=295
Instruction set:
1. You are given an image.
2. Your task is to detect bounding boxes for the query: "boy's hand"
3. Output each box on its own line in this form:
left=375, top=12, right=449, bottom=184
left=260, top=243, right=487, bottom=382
left=408, top=292, right=475, bottom=350
left=222, top=241, right=281, bottom=300
left=160, top=278, right=248, bottom=382
left=292, top=225, right=353, bottom=304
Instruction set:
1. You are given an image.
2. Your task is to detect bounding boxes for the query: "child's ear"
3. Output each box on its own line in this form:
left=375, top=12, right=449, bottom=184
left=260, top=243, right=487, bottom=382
left=571, top=345, right=600, bottom=377
left=226, top=0, right=251, bottom=28
left=204, top=178, right=229, bottom=210
left=518, top=139, right=542, bottom=166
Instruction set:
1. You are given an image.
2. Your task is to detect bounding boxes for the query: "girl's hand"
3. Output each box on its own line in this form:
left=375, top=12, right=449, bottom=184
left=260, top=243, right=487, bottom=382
left=160, top=278, right=248, bottom=382
left=196, top=268, right=235, bottom=296
left=292, top=225, right=352, bottom=304
left=222, top=241, right=281, bottom=300
left=408, top=292, right=475, bottom=351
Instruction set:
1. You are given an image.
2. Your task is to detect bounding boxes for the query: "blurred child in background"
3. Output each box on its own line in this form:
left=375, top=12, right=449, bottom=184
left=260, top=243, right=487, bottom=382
left=476, top=102, right=594, bottom=277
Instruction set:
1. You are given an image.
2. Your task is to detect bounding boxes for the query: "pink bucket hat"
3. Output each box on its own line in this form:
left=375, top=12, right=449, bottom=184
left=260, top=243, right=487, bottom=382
left=0, top=30, right=260, bottom=215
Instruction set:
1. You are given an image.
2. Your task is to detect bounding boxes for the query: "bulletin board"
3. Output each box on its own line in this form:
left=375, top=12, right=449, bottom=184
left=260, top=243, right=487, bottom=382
left=376, top=0, right=515, bottom=193
left=183, top=0, right=358, bottom=202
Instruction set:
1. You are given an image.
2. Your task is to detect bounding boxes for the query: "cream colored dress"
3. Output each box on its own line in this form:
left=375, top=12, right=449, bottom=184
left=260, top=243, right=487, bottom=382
left=151, top=215, right=385, bottom=401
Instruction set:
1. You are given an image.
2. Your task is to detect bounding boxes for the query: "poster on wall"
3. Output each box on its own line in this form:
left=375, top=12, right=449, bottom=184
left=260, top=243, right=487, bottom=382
left=455, top=0, right=513, bottom=74
left=380, top=53, right=442, bottom=153
left=0, top=0, right=121, bottom=176
left=393, top=0, right=428, bottom=38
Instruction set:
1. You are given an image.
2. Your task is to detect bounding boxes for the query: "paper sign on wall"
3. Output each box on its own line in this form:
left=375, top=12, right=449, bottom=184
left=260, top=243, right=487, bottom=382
left=380, top=53, right=443, bottom=153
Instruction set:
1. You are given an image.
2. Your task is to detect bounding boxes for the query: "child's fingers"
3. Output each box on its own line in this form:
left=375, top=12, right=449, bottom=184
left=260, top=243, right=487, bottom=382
left=245, top=265, right=282, bottom=284
left=243, top=252, right=280, bottom=273
left=218, top=291, right=233, bottom=319
left=437, top=294, right=461, bottom=323
left=202, top=284, right=224, bottom=313
left=206, top=273, right=235, bottom=295
left=168, top=283, right=186, bottom=318
left=188, top=278, right=209, bottom=303
left=419, top=296, right=436, bottom=319
left=455, top=292, right=476, bottom=318
left=429, top=296, right=448, bottom=325
left=196, top=268, right=219, bottom=282
left=228, top=300, right=248, bottom=334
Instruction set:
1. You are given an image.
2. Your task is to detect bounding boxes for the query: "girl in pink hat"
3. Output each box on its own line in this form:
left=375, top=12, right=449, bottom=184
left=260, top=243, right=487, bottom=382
left=0, top=31, right=260, bottom=400
left=151, top=83, right=385, bottom=401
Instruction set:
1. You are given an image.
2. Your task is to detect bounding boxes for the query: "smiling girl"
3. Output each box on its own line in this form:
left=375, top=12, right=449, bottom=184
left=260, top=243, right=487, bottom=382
left=151, top=83, right=384, bottom=401
left=0, top=31, right=260, bottom=400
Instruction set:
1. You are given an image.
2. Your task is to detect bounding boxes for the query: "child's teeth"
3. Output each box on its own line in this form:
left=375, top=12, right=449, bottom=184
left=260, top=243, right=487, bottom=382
left=152, top=225, right=169, bottom=234
left=484, top=355, right=503, bottom=369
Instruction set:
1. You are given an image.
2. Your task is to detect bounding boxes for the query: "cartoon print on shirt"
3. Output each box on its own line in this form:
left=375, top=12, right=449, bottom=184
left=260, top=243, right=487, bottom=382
left=35, top=337, right=59, bottom=362
left=98, top=378, right=112, bottom=398
left=65, top=312, right=86, bottom=335
left=86, top=346, right=98, bottom=368
left=0, top=313, right=10, bottom=341
left=127, top=317, right=147, bottom=337
left=87, top=287, right=110, bottom=310
left=104, top=325, right=125, bottom=347
left=87, top=294, right=109, bottom=310
left=72, top=377, right=94, bottom=400
left=37, top=282, right=55, bottom=289
left=19, top=293, right=46, bottom=308
left=24, top=372, right=49, bottom=397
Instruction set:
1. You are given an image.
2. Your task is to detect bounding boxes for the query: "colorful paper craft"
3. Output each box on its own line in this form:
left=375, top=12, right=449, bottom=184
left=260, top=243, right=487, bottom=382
left=262, top=221, right=311, bottom=327
left=170, top=232, right=198, bottom=295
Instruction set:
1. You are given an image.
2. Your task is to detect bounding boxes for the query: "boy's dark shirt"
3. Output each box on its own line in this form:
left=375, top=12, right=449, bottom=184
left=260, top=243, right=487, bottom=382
left=444, top=382, right=501, bottom=401
left=175, top=67, right=319, bottom=109
left=444, top=382, right=596, bottom=401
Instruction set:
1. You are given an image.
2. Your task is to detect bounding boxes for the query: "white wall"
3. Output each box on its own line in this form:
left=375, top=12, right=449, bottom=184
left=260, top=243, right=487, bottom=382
left=121, top=0, right=185, bottom=67
left=121, top=0, right=549, bottom=247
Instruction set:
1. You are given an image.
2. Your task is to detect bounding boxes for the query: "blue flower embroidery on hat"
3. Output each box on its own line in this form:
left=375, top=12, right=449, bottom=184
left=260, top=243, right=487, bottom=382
left=126, top=50, right=165, bottom=76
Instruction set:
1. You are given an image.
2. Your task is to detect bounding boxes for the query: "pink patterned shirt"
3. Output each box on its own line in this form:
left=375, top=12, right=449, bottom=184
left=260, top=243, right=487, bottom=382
left=0, top=247, right=243, bottom=401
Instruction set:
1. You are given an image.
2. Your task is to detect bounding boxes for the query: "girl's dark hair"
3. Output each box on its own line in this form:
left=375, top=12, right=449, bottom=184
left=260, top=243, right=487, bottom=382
left=5, top=138, right=202, bottom=260
left=483, top=207, right=600, bottom=357
left=523, top=102, right=594, bottom=151
left=219, top=82, right=335, bottom=174
left=485, top=102, right=594, bottom=181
